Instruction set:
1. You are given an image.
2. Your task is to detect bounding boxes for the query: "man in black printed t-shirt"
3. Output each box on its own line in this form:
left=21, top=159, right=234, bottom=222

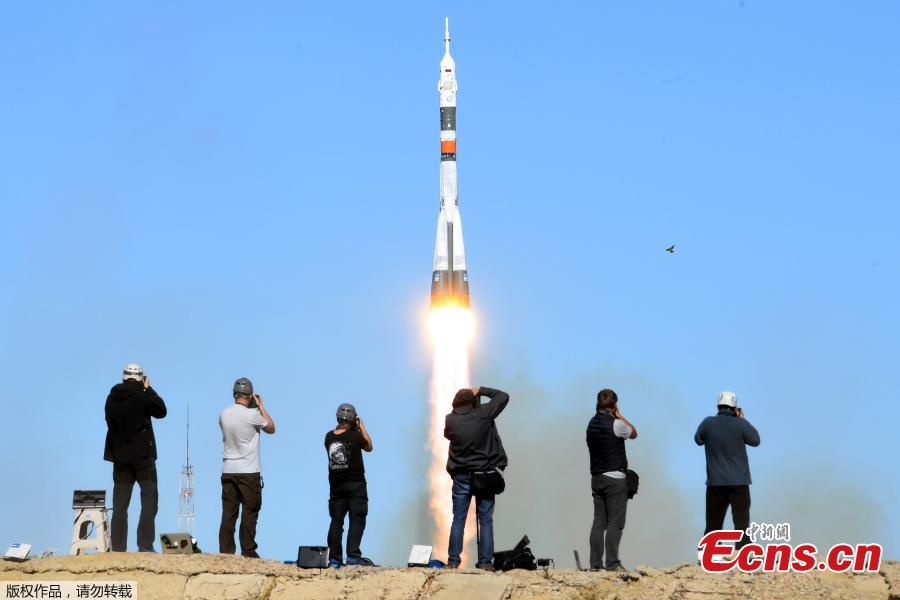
left=324, top=403, right=374, bottom=567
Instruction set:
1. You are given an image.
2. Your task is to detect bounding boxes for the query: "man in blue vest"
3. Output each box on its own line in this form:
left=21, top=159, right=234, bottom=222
left=586, top=388, right=638, bottom=571
left=695, top=390, right=760, bottom=550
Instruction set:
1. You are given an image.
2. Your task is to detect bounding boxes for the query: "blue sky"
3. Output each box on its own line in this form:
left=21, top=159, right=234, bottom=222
left=1, top=1, right=898, bottom=566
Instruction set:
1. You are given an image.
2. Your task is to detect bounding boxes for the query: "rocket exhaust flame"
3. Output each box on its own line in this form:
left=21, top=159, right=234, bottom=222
left=427, top=307, right=474, bottom=558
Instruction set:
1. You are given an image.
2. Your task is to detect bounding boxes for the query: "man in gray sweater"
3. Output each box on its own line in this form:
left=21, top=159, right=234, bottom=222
left=694, top=390, right=760, bottom=549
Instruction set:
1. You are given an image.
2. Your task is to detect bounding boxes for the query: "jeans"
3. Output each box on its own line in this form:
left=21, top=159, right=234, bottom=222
left=111, top=457, right=158, bottom=552
left=219, top=473, right=263, bottom=556
left=447, top=473, right=495, bottom=567
left=327, top=480, right=368, bottom=563
left=705, top=485, right=751, bottom=549
left=589, top=474, right=628, bottom=569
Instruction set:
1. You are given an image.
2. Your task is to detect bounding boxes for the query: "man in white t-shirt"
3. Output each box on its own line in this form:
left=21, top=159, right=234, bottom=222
left=218, top=377, right=276, bottom=558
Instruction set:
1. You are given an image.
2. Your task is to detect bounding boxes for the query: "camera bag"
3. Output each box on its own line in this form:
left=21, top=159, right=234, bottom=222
left=471, top=468, right=505, bottom=496
left=296, top=546, right=328, bottom=568
left=626, top=469, right=639, bottom=499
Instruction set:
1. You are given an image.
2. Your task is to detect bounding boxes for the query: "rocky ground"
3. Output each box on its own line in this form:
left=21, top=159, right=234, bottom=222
left=1, top=553, right=898, bottom=599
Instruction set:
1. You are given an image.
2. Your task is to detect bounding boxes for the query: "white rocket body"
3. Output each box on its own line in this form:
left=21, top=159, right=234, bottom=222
left=431, top=18, right=470, bottom=307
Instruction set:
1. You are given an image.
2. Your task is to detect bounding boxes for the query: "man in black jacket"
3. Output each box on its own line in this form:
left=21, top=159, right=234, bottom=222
left=444, top=386, right=509, bottom=570
left=695, top=390, right=760, bottom=550
left=104, top=364, right=167, bottom=552
left=586, top=388, right=638, bottom=571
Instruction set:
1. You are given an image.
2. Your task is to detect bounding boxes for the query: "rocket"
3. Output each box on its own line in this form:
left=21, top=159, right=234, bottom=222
left=431, top=18, right=470, bottom=308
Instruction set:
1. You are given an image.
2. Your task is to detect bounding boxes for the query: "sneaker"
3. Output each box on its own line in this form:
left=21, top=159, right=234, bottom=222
left=241, top=551, right=260, bottom=559
left=445, top=563, right=460, bottom=569
left=475, top=563, right=495, bottom=572
left=346, top=557, right=377, bottom=567
left=328, top=558, right=343, bottom=569
left=137, top=547, right=156, bottom=553
left=605, top=564, right=627, bottom=572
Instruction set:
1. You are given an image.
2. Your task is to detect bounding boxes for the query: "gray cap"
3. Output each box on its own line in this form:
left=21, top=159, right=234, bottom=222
left=233, top=377, right=253, bottom=397
left=336, top=403, right=357, bottom=422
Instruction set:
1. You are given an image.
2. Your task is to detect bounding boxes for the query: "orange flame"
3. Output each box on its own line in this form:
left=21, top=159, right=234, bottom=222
left=428, top=306, right=475, bottom=561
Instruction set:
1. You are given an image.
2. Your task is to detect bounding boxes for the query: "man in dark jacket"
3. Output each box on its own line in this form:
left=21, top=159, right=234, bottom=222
left=586, top=388, right=638, bottom=571
left=695, top=390, right=760, bottom=550
left=104, top=363, right=167, bottom=552
left=444, top=386, right=509, bottom=570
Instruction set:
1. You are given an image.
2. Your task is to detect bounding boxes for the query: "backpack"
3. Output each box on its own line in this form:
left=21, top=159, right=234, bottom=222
left=492, top=536, right=536, bottom=571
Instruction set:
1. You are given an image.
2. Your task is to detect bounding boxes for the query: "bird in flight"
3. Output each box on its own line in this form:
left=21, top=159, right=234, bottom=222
left=666, top=244, right=675, bottom=254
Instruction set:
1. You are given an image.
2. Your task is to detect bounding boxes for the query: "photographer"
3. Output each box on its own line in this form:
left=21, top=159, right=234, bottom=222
left=695, top=390, right=760, bottom=550
left=218, top=377, right=275, bottom=558
left=586, top=388, right=638, bottom=572
left=444, top=386, right=509, bottom=571
left=104, top=363, right=167, bottom=552
left=325, top=403, right=374, bottom=567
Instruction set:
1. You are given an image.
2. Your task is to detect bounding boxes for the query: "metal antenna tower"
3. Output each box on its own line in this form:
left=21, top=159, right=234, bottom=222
left=177, top=403, right=195, bottom=533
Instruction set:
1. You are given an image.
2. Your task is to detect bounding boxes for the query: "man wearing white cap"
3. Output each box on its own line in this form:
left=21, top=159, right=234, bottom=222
left=694, top=390, right=760, bottom=549
left=104, top=363, right=167, bottom=552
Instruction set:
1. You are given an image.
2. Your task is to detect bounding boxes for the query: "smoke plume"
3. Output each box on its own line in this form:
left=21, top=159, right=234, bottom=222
left=381, top=367, right=892, bottom=566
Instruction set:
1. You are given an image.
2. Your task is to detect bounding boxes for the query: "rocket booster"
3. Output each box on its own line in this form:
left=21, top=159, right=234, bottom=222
left=431, top=18, right=470, bottom=308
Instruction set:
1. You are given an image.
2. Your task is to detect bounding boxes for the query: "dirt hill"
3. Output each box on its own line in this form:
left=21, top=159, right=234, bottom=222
left=1, top=553, right=898, bottom=599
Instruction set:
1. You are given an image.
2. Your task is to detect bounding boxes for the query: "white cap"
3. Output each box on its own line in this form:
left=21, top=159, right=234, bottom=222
left=123, top=363, right=144, bottom=382
left=717, top=390, right=737, bottom=408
